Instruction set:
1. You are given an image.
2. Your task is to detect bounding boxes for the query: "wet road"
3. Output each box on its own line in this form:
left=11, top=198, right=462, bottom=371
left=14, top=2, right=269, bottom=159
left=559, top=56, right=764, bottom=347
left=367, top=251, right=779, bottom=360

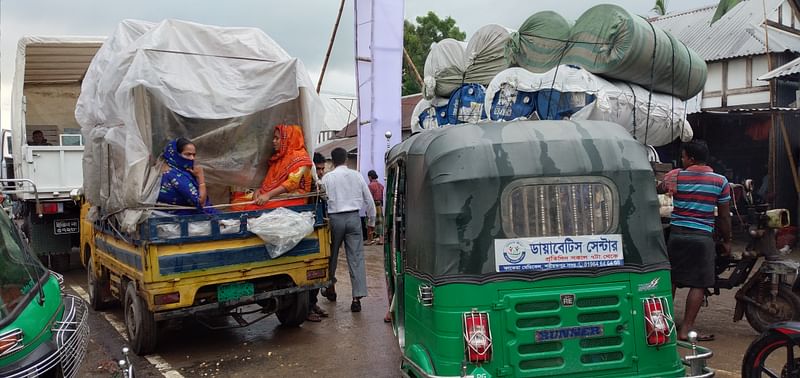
left=68, top=243, right=402, bottom=378
left=68, top=243, right=787, bottom=377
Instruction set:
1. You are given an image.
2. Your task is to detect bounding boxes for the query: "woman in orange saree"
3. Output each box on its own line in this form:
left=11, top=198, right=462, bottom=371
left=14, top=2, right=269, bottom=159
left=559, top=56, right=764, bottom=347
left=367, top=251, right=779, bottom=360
left=236, top=124, right=312, bottom=210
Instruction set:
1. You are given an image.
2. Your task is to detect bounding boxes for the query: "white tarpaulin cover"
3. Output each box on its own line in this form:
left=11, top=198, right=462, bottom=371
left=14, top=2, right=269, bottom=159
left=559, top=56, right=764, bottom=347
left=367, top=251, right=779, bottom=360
left=484, top=66, right=693, bottom=146
left=76, top=19, right=325, bottom=231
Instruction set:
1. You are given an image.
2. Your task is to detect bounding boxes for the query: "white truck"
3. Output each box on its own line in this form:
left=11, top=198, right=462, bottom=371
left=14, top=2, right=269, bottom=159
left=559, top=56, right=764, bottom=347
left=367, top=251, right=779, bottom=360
left=8, top=36, right=104, bottom=270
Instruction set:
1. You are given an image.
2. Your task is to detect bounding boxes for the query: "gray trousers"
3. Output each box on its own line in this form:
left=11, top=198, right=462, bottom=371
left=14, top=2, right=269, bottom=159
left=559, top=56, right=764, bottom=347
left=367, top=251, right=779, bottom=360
left=329, top=211, right=368, bottom=298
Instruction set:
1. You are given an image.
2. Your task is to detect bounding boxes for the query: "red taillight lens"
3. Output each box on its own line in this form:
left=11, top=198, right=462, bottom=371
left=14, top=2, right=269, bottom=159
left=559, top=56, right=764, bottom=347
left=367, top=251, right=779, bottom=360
left=644, top=297, right=674, bottom=346
left=463, top=310, right=492, bottom=363
left=0, top=329, right=23, bottom=357
left=154, top=292, right=181, bottom=305
left=38, top=202, right=63, bottom=215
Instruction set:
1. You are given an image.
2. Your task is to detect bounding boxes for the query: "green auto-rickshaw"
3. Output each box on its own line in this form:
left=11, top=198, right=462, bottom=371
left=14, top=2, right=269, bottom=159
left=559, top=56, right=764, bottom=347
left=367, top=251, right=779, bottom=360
left=0, top=195, right=89, bottom=377
left=384, top=120, right=713, bottom=378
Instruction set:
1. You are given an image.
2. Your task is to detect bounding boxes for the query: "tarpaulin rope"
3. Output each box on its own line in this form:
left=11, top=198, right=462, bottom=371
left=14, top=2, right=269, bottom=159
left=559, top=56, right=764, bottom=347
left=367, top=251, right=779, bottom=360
left=544, top=41, right=573, bottom=120
left=677, top=42, right=693, bottom=160
left=644, top=21, right=659, bottom=146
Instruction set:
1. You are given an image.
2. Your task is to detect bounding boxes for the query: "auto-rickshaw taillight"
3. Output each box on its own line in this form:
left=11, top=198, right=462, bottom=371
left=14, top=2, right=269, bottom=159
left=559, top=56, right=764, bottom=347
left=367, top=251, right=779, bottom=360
left=643, top=296, right=674, bottom=346
left=463, top=309, right=492, bottom=363
left=0, top=329, right=23, bottom=357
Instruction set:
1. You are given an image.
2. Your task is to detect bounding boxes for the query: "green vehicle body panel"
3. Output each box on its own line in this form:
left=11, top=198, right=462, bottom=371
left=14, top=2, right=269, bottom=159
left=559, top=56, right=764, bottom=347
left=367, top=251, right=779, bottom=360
left=401, top=273, right=684, bottom=377
left=0, top=276, right=63, bottom=366
left=385, top=121, right=691, bottom=377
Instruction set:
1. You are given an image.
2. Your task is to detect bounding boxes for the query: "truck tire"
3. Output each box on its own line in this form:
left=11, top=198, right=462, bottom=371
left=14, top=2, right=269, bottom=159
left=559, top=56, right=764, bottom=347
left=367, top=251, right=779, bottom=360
left=124, top=281, right=157, bottom=355
left=276, top=292, right=308, bottom=327
left=87, top=255, right=110, bottom=311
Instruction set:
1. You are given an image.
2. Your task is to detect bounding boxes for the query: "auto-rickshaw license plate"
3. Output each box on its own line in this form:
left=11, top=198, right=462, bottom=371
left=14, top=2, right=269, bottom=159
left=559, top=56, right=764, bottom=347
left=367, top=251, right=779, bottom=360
left=217, top=282, right=254, bottom=302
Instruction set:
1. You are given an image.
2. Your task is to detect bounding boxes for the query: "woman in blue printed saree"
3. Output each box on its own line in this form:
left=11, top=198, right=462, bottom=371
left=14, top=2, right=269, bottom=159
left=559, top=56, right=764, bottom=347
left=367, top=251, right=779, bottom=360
left=157, top=138, right=217, bottom=215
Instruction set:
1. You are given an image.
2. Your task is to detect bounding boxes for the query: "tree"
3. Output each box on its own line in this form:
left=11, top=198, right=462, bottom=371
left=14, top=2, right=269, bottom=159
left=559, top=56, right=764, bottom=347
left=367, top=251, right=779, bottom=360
left=403, top=12, right=466, bottom=96
left=652, top=0, right=667, bottom=16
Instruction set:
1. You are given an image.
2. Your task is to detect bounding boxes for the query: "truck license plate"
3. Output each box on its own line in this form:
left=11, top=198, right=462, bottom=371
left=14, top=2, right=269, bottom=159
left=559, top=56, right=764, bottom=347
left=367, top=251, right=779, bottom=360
left=54, top=219, right=79, bottom=235
left=217, top=282, right=254, bottom=303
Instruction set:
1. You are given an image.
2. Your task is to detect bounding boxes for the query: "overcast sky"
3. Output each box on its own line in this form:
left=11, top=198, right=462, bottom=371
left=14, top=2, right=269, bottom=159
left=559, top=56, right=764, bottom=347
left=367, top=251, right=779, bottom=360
left=0, top=0, right=716, bottom=129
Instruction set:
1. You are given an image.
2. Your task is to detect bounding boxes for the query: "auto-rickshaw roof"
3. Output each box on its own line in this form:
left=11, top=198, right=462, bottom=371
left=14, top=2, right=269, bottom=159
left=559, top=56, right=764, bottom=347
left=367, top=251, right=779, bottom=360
left=388, top=120, right=654, bottom=180
left=388, top=120, right=669, bottom=279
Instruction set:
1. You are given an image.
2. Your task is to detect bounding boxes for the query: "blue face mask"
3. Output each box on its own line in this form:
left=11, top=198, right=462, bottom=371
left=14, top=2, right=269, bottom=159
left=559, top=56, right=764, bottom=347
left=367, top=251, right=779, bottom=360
left=163, top=140, right=194, bottom=171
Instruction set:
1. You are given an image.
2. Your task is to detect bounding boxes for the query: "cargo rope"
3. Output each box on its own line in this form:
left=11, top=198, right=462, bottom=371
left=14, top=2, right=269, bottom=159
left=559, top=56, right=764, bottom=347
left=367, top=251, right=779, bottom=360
left=644, top=21, right=658, bottom=146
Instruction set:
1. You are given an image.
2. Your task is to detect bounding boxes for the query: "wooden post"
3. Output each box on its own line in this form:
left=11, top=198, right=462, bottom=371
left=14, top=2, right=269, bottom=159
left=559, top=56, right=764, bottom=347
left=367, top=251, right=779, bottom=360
left=316, top=0, right=346, bottom=94
left=778, top=113, right=800, bottom=194
left=403, top=47, right=423, bottom=88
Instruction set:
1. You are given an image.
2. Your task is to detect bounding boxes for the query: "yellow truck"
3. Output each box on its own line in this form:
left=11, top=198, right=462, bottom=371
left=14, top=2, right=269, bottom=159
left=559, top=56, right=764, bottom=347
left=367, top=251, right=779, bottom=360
left=75, top=19, right=331, bottom=354
left=80, top=201, right=330, bottom=354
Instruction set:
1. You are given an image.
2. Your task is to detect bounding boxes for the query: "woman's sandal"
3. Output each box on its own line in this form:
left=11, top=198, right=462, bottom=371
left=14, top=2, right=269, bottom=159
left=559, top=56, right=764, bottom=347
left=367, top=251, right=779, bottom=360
left=306, top=312, right=322, bottom=322
left=312, top=305, right=329, bottom=317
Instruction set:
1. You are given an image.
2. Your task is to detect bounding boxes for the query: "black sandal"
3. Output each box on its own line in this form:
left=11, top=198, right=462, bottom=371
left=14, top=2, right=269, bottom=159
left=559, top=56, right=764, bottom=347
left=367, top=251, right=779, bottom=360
left=350, top=299, right=362, bottom=312
left=321, top=287, right=337, bottom=302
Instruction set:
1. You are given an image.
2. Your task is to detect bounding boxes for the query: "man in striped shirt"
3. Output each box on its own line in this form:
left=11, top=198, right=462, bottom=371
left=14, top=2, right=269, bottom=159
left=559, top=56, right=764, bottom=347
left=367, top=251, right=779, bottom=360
left=659, top=140, right=732, bottom=342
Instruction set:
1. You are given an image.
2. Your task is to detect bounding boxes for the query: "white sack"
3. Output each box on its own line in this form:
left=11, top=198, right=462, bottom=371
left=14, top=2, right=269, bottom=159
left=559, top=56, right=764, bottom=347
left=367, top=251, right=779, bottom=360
left=422, top=25, right=511, bottom=99
left=572, top=80, right=694, bottom=146
left=422, top=39, right=466, bottom=100
left=485, top=66, right=694, bottom=146
left=247, top=208, right=314, bottom=259
left=462, top=24, right=511, bottom=90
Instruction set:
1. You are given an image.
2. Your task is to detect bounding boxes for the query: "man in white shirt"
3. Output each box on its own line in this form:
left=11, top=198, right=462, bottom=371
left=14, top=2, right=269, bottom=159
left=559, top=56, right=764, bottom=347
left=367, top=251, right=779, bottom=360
left=320, top=147, right=376, bottom=312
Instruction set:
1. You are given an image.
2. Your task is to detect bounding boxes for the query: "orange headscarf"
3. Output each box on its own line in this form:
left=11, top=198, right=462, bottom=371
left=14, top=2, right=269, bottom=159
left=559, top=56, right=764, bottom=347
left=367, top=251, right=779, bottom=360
left=233, top=124, right=312, bottom=211
left=260, top=124, right=312, bottom=194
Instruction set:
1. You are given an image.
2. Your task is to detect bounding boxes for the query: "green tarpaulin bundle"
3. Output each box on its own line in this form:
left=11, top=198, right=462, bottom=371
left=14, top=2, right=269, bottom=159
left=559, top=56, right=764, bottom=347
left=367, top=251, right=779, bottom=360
left=564, top=4, right=706, bottom=100
left=505, top=11, right=572, bottom=73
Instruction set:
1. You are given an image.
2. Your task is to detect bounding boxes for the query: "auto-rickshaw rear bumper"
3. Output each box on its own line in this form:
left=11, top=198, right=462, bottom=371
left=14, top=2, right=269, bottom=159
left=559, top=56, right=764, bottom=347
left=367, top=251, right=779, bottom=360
left=403, top=342, right=715, bottom=378
left=677, top=340, right=715, bottom=377
left=0, top=294, right=89, bottom=378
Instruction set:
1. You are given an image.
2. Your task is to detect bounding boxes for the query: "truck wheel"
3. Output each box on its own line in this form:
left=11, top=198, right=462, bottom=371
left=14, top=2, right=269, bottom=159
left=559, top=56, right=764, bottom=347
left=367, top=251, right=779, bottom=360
left=276, top=292, right=309, bottom=327
left=87, top=256, right=110, bottom=311
left=124, top=281, right=157, bottom=355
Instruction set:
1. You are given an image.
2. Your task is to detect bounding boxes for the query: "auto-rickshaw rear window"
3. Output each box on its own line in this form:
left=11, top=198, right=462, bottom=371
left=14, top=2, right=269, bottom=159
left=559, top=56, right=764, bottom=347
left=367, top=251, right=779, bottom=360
left=502, top=178, right=618, bottom=238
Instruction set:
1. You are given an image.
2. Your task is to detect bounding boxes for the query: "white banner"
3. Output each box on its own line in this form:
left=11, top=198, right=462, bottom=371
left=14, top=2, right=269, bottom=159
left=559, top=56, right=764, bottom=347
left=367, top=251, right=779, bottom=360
left=353, top=0, right=403, bottom=182
left=495, top=234, right=624, bottom=272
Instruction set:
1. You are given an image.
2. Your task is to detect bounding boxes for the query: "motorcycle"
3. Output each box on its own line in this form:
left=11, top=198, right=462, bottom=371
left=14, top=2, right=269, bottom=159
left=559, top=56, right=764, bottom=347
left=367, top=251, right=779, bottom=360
left=705, top=180, right=800, bottom=333
left=741, top=321, right=800, bottom=377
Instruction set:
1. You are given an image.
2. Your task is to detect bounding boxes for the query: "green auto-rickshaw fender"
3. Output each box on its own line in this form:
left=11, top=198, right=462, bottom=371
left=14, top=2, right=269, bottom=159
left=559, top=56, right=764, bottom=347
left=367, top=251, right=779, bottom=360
left=404, top=343, right=435, bottom=375
left=0, top=276, right=63, bottom=366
